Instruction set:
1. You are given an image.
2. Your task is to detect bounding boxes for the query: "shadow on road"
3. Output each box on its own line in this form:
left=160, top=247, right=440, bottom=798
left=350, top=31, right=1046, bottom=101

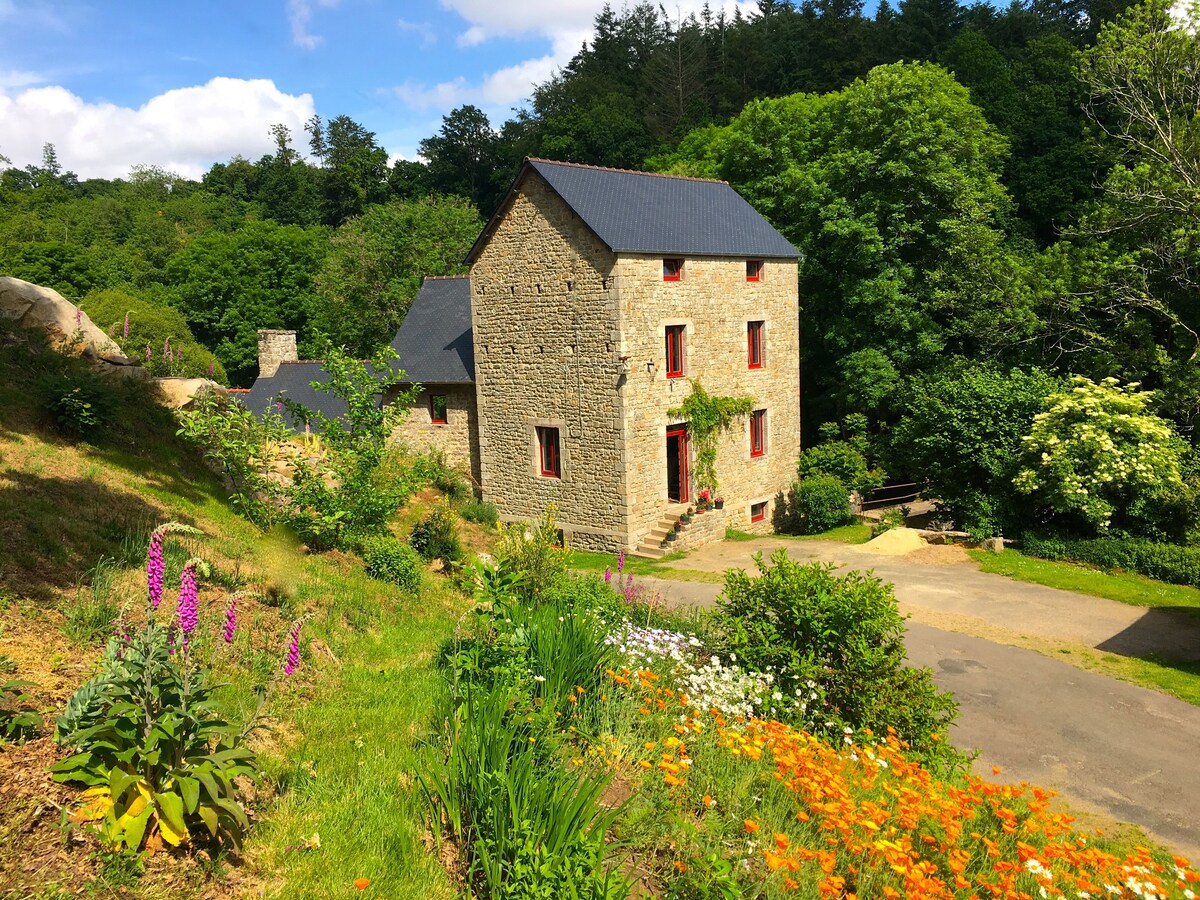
left=1095, top=606, right=1200, bottom=673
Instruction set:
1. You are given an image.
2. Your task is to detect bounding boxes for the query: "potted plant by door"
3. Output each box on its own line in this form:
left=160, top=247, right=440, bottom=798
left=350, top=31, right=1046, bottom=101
left=714, top=496, right=725, bottom=510
left=681, top=509, right=691, bottom=524
left=666, top=523, right=679, bottom=542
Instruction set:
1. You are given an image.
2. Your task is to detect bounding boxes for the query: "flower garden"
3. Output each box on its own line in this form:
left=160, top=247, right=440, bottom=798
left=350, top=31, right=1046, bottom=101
left=425, top=526, right=1200, bottom=899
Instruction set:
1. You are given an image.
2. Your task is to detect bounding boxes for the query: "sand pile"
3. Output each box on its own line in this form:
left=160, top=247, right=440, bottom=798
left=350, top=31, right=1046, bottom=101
left=861, top=527, right=928, bottom=555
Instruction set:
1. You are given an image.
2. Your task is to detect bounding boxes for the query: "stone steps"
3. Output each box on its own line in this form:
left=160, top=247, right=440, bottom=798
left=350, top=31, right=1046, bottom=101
left=631, top=504, right=692, bottom=558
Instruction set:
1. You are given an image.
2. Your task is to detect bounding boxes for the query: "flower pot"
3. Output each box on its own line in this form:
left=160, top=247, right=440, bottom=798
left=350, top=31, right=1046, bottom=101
left=666, top=531, right=677, bottom=542
left=715, top=500, right=724, bottom=509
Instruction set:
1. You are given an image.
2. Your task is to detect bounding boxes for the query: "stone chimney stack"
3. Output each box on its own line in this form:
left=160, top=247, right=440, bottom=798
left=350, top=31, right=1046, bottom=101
left=257, top=329, right=298, bottom=378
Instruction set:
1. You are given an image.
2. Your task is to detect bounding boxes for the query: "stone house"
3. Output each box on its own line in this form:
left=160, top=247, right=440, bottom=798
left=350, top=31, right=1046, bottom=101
left=247, top=158, right=801, bottom=555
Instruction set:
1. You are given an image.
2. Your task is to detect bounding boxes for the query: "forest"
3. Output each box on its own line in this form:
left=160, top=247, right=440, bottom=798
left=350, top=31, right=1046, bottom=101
left=1, top=0, right=1197, bottom=541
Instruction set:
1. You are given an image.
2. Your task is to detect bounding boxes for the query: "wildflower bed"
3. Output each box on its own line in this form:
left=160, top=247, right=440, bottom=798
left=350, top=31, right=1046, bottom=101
left=427, top=544, right=1200, bottom=900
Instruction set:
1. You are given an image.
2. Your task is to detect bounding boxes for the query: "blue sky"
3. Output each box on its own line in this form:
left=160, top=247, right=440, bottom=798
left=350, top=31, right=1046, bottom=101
left=0, top=0, right=753, bottom=180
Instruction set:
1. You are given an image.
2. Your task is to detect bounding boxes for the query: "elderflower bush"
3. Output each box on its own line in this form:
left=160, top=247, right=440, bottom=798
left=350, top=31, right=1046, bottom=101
left=1013, top=376, right=1188, bottom=532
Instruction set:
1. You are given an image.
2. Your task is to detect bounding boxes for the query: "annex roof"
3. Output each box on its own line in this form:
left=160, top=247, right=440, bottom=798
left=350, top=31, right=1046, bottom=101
left=466, top=158, right=800, bottom=264
left=389, top=275, right=474, bottom=384
left=241, top=360, right=367, bottom=430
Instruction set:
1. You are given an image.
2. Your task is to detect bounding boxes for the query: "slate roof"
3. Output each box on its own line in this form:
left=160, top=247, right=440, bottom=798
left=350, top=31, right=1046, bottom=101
left=389, top=275, right=474, bottom=384
left=241, top=361, right=368, bottom=431
left=467, top=158, right=800, bottom=263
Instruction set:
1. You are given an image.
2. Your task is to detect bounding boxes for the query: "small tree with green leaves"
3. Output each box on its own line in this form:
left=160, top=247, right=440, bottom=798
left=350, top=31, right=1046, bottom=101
left=1014, top=376, right=1189, bottom=534
left=668, top=381, right=754, bottom=494
left=284, top=344, right=421, bottom=548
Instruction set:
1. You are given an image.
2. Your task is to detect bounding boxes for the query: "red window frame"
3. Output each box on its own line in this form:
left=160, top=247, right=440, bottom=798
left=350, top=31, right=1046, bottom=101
left=429, top=394, right=448, bottom=424
left=663, top=258, right=683, bottom=281
left=746, top=260, right=763, bottom=282
left=537, top=426, right=561, bottom=478
left=750, top=409, right=766, bottom=457
left=747, top=320, right=764, bottom=369
left=751, top=501, right=767, bottom=523
left=665, top=325, right=685, bottom=378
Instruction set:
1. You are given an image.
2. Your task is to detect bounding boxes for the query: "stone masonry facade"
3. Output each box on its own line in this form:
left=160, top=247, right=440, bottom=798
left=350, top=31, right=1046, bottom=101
left=391, top=384, right=481, bottom=488
left=471, top=169, right=800, bottom=553
left=256, top=330, right=297, bottom=378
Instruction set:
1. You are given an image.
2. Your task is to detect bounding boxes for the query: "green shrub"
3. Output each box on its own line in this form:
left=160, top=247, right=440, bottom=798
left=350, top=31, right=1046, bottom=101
left=460, top=500, right=499, bottom=526
left=362, top=536, right=423, bottom=593
left=1, top=679, right=42, bottom=743
left=494, top=506, right=568, bottom=601
left=789, top=476, right=853, bottom=534
left=1021, top=534, right=1200, bottom=588
left=799, top=418, right=886, bottom=494
left=409, top=506, right=463, bottom=563
left=713, top=550, right=959, bottom=767
left=39, top=370, right=117, bottom=436
left=871, top=507, right=908, bottom=538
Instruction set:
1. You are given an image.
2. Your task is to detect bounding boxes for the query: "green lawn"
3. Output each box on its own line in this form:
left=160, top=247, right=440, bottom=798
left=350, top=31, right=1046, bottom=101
left=567, top=549, right=724, bottom=584
left=245, top=563, right=462, bottom=900
left=969, top=548, right=1200, bottom=616
left=725, top=523, right=874, bottom=544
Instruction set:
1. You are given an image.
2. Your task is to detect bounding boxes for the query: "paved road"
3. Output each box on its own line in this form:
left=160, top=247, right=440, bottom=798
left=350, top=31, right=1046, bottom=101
left=640, top=538, right=1200, bottom=856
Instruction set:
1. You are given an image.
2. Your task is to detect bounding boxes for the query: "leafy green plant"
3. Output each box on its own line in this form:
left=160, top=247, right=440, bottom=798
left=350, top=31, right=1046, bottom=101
left=493, top=505, right=568, bottom=602
left=786, top=475, right=853, bottom=534
left=799, top=417, right=886, bottom=494
left=409, top=505, right=463, bottom=564
left=51, top=525, right=303, bottom=852
left=176, top=390, right=290, bottom=528
left=713, top=550, right=959, bottom=767
left=871, top=507, right=908, bottom=537
left=668, top=380, right=754, bottom=493
left=1, top=679, right=42, bottom=743
left=362, top=535, right=423, bottom=593
left=460, top=499, right=499, bottom=526
left=1020, top=534, right=1200, bottom=589
left=39, top=370, right=117, bottom=436
left=283, top=345, right=422, bottom=549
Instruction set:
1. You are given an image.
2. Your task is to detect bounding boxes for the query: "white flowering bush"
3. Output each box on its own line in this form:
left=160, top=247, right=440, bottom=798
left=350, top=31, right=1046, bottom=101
left=1013, top=376, right=1188, bottom=532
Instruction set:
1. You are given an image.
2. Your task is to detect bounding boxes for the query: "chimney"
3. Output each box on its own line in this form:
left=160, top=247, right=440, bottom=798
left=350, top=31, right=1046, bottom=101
left=257, top=329, right=297, bottom=378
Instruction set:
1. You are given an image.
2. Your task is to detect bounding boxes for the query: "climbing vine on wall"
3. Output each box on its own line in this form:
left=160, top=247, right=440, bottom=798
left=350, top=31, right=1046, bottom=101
left=668, top=380, right=754, bottom=494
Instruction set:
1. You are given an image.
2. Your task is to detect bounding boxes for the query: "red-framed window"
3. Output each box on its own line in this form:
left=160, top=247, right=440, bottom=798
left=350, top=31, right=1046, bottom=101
left=665, top=325, right=685, bottom=378
left=537, top=426, right=561, bottom=478
left=429, top=394, right=448, bottom=424
left=663, top=258, right=683, bottom=281
left=747, top=320, right=764, bottom=369
left=751, top=501, right=767, bottom=522
left=750, top=409, right=766, bottom=457
left=746, top=260, right=763, bottom=282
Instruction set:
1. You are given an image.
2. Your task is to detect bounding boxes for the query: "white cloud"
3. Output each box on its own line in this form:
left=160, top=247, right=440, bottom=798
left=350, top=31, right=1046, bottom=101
left=288, top=0, right=340, bottom=50
left=397, top=17, right=437, bottom=48
left=0, top=77, right=317, bottom=180
left=0, top=70, right=45, bottom=90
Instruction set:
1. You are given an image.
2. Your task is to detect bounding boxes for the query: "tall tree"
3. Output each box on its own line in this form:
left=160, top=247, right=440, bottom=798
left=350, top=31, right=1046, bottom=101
left=418, top=105, right=503, bottom=214
left=305, top=114, right=390, bottom=226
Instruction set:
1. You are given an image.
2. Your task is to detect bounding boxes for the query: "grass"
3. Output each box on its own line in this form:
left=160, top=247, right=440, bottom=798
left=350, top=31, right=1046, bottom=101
left=725, top=523, right=873, bottom=544
left=969, top=548, right=1200, bottom=616
left=1052, top=644, right=1200, bottom=707
left=567, top=549, right=724, bottom=584
left=245, top=563, right=462, bottom=900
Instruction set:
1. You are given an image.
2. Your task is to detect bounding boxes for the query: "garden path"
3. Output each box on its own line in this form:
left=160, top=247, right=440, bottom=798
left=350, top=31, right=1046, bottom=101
left=640, top=538, right=1200, bottom=857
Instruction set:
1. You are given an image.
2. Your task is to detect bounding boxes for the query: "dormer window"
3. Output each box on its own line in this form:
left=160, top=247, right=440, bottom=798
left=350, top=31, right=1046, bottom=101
left=663, top=258, right=683, bottom=281
left=746, top=260, right=763, bottom=282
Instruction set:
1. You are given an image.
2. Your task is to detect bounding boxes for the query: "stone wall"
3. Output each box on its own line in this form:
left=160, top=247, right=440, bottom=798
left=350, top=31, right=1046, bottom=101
left=470, top=172, right=626, bottom=550
left=613, top=254, right=801, bottom=550
left=389, top=384, right=481, bottom=487
left=257, top=330, right=297, bottom=378
left=665, top=506, right=729, bottom=553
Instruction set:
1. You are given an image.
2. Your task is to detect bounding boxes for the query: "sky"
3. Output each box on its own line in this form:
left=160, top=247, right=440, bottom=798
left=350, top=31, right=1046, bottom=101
left=0, top=0, right=756, bottom=181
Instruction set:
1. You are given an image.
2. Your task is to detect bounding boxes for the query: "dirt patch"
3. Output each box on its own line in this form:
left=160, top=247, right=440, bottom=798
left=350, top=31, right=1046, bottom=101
left=904, top=543, right=971, bottom=566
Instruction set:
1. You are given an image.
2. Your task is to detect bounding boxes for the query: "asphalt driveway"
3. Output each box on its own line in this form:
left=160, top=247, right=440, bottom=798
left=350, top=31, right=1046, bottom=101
left=641, top=537, right=1200, bottom=856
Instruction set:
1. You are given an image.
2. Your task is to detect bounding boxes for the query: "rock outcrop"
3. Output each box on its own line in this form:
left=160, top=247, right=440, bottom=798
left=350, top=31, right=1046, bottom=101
left=155, top=377, right=229, bottom=410
left=0, top=276, right=118, bottom=356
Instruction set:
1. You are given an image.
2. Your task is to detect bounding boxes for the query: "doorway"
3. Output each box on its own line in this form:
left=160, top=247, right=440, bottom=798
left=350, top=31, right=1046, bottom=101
left=666, top=425, right=689, bottom=504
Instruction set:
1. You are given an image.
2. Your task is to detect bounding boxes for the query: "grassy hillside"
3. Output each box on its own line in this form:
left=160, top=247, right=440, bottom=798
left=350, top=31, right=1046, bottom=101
left=0, top=322, right=464, bottom=898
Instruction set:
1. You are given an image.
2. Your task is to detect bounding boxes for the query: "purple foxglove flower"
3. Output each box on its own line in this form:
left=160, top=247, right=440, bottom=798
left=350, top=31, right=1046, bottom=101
left=617, top=550, right=625, bottom=575
left=163, top=338, right=171, bottom=361
left=207, top=360, right=214, bottom=378
left=277, top=400, right=283, bottom=412
left=177, top=562, right=199, bottom=647
left=604, top=566, right=612, bottom=584
left=75, top=307, right=82, bottom=326
left=167, top=630, right=176, bottom=656
left=145, top=344, right=152, bottom=361
left=122, top=312, right=130, bottom=339
left=223, top=597, right=237, bottom=643
left=624, top=573, right=635, bottom=604
left=147, top=528, right=166, bottom=609
left=284, top=620, right=303, bottom=676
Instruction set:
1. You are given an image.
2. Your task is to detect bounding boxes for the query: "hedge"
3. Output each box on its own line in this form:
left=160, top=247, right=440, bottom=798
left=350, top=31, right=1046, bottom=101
left=1020, top=534, right=1200, bottom=589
